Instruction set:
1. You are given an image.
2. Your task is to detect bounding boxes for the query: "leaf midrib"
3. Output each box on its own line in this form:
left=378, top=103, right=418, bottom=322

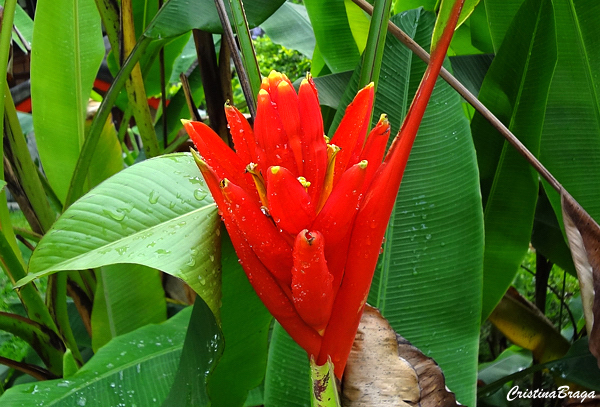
left=26, top=203, right=217, bottom=281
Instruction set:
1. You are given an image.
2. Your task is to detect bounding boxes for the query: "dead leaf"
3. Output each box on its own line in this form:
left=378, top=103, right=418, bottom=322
left=342, top=305, right=462, bottom=407
left=561, top=192, right=600, bottom=366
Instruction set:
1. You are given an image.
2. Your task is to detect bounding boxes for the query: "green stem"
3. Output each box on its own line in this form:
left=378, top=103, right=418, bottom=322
left=0, top=311, right=64, bottom=376
left=0, top=0, right=23, bottom=264
left=358, top=0, right=393, bottom=92
left=310, top=358, right=341, bottom=407
left=47, top=272, right=83, bottom=366
left=4, top=85, right=57, bottom=233
left=228, top=0, right=262, bottom=98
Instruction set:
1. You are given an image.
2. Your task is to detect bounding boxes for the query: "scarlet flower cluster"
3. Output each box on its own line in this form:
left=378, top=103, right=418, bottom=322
left=184, top=71, right=417, bottom=376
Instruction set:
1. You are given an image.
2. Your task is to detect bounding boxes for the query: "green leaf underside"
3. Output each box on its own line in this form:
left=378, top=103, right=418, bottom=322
left=91, top=264, right=167, bottom=352
left=261, top=2, right=316, bottom=59
left=472, top=0, right=556, bottom=320
left=30, top=0, right=105, bottom=203
left=24, top=153, right=221, bottom=315
left=208, top=235, right=273, bottom=407
left=0, top=307, right=192, bottom=406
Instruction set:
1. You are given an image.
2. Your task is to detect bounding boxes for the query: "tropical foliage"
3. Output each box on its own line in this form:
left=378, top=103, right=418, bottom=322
left=0, top=0, right=598, bottom=406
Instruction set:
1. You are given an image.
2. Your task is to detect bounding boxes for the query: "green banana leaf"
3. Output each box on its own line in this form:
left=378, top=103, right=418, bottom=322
left=30, top=0, right=106, bottom=203
left=540, top=0, right=600, bottom=233
left=21, top=153, right=221, bottom=316
left=0, top=307, right=199, bottom=406
left=471, top=0, right=557, bottom=320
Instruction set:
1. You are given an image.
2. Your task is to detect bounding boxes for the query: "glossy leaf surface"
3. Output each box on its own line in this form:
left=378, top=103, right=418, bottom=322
left=0, top=308, right=193, bottom=406
left=23, top=154, right=221, bottom=315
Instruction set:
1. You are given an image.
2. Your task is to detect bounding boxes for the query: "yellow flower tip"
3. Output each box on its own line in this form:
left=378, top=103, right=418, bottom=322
left=323, top=135, right=330, bottom=144
left=358, top=160, right=368, bottom=169
left=245, top=162, right=258, bottom=173
left=268, top=70, right=282, bottom=80
left=366, top=82, right=375, bottom=89
left=181, top=119, right=192, bottom=126
left=378, top=113, right=388, bottom=124
left=277, top=79, right=292, bottom=90
left=258, top=89, right=269, bottom=97
left=270, top=166, right=281, bottom=175
left=327, top=144, right=341, bottom=155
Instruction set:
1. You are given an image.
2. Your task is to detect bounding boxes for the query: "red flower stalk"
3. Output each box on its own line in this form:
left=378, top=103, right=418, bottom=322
left=184, top=0, right=462, bottom=378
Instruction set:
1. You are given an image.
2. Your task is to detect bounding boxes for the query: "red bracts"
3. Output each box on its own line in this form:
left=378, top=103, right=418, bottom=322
left=184, top=0, right=462, bottom=378
left=185, top=77, right=391, bottom=373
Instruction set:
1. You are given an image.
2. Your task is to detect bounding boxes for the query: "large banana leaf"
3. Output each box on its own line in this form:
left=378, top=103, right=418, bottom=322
left=541, top=0, right=600, bottom=231
left=484, top=0, right=525, bottom=52
left=21, top=154, right=221, bottom=316
left=260, top=2, right=315, bottom=58
left=30, top=0, right=105, bottom=203
left=471, top=0, right=557, bottom=320
left=0, top=307, right=197, bottom=406
left=365, top=10, right=483, bottom=406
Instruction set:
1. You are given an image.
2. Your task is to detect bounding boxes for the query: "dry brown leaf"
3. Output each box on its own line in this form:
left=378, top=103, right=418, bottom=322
left=342, top=305, right=462, bottom=407
left=561, top=192, right=600, bottom=366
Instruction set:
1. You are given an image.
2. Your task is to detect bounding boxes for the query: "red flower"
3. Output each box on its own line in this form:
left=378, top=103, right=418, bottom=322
left=185, top=72, right=401, bottom=376
left=184, top=0, right=462, bottom=378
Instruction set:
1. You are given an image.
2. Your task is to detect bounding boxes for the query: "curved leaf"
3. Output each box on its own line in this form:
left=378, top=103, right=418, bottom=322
left=261, top=2, right=316, bottom=58
left=30, top=0, right=105, bottom=203
left=161, top=298, right=223, bottom=407
left=22, top=153, right=221, bottom=316
left=470, top=0, right=557, bottom=319
left=0, top=307, right=193, bottom=406
left=484, top=0, right=525, bottom=52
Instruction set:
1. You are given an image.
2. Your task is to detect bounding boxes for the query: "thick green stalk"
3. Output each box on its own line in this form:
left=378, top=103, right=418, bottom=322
left=358, top=0, right=393, bottom=92
left=228, top=0, right=262, bottom=98
left=0, top=0, right=23, bottom=262
left=47, top=272, right=83, bottom=365
left=4, top=85, right=57, bottom=232
left=310, top=358, right=341, bottom=407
